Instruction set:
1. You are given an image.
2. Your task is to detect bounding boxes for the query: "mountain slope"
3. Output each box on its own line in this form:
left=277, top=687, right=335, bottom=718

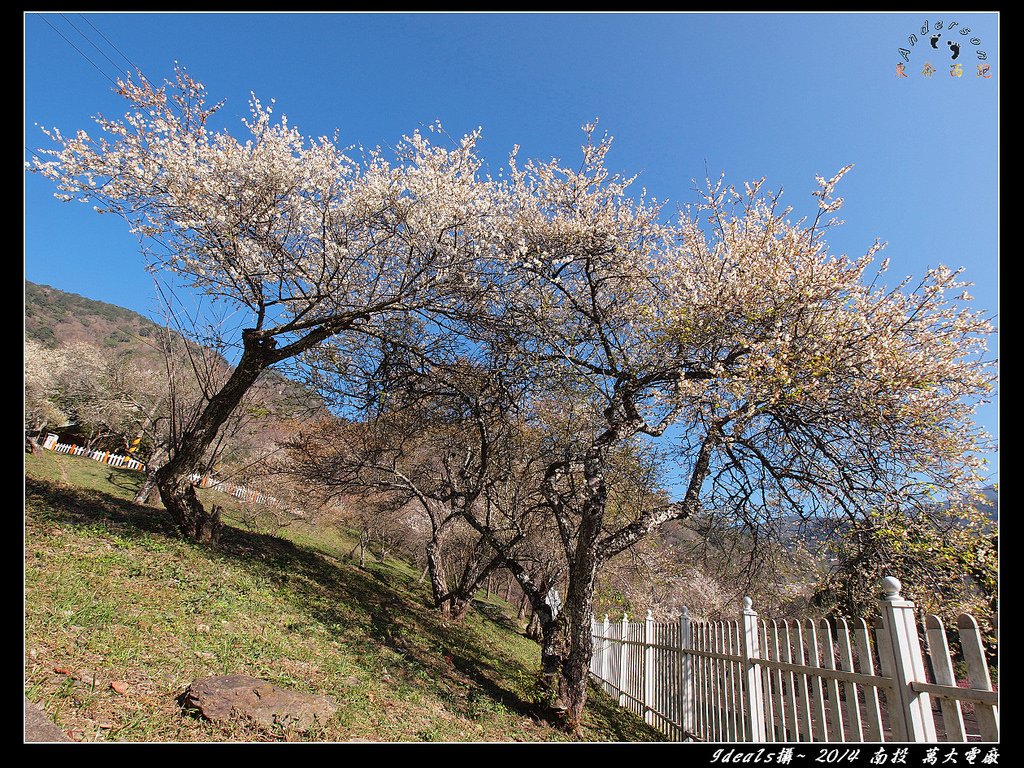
left=26, top=281, right=169, bottom=365
left=25, top=280, right=327, bottom=461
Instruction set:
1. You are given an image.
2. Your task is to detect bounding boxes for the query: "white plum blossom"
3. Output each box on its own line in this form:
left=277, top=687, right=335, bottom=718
left=28, top=68, right=994, bottom=728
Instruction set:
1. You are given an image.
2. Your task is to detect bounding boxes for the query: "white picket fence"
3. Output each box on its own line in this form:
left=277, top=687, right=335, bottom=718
left=185, top=472, right=278, bottom=506
left=46, top=439, right=147, bottom=471
left=590, top=577, right=998, bottom=743
left=39, top=436, right=278, bottom=507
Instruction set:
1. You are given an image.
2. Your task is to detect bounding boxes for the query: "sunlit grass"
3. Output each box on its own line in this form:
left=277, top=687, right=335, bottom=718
left=24, top=450, right=662, bottom=742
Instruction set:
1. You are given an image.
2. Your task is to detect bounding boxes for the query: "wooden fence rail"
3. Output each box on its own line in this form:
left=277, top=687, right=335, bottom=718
left=590, top=577, right=997, bottom=743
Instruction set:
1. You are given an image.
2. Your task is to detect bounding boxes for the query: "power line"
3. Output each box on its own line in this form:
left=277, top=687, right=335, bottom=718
left=35, top=13, right=185, bottom=121
left=34, top=13, right=119, bottom=89
left=74, top=15, right=186, bottom=120
left=60, top=13, right=129, bottom=80
left=77, top=13, right=143, bottom=77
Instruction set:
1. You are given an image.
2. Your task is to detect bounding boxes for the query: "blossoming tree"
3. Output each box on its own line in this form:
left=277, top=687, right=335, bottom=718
left=30, top=69, right=495, bottom=542
left=31, top=70, right=993, bottom=733
left=444, top=130, right=994, bottom=731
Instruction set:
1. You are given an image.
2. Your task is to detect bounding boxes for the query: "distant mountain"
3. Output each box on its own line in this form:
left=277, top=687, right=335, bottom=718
left=25, top=280, right=327, bottom=460
left=978, top=484, right=998, bottom=522
left=26, top=281, right=171, bottom=368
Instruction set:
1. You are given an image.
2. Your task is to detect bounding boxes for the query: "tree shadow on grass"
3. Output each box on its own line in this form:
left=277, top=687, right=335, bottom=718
left=27, top=476, right=178, bottom=539
left=472, top=599, right=522, bottom=634
left=25, top=475, right=603, bottom=733
left=581, top=682, right=669, bottom=741
left=104, top=469, right=145, bottom=497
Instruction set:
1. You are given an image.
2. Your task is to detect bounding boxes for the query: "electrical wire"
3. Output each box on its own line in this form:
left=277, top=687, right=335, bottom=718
left=60, top=13, right=128, bottom=79
left=77, top=13, right=143, bottom=74
left=33, top=13, right=185, bottom=120
left=34, top=13, right=119, bottom=88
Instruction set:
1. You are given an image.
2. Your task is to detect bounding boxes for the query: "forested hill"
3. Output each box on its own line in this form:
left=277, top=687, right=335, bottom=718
left=26, top=281, right=168, bottom=362
left=25, top=280, right=327, bottom=449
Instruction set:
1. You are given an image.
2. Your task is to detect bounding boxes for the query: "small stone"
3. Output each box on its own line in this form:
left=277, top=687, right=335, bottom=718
left=195, top=651, right=215, bottom=660
left=111, top=681, right=128, bottom=695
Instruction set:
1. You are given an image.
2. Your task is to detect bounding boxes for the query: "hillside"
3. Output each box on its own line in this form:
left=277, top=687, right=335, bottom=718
left=26, top=281, right=170, bottom=366
left=24, top=450, right=660, bottom=742
left=25, top=280, right=326, bottom=462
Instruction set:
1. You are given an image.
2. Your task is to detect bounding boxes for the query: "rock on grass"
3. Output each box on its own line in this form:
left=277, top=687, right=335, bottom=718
left=180, top=675, right=337, bottom=733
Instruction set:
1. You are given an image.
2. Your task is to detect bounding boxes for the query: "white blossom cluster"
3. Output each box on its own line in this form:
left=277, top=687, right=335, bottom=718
left=29, top=70, right=994, bottom=509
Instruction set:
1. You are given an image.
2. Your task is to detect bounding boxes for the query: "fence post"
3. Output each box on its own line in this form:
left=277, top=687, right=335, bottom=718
left=644, top=610, right=655, bottom=725
left=602, top=614, right=611, bottom=690
left=741, top=596, right=767, bottom=742
left=680, top=606, right=693, bottom=738
left=618, top=613, right=629, bottom=706
left=877, top=576, right=937, bottom=741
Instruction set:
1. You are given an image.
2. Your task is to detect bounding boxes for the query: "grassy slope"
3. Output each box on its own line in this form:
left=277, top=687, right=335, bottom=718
left=24, top=450, right=661, bottom=743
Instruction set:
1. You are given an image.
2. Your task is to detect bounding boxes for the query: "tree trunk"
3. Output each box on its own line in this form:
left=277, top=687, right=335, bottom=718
left=525, top=573, right=600, bottom=733
left=528, top=601, right=573, bottom=724
left=517, top=591, right=530, bottom=621
left=556, top=553, right=601, bottom=733
left=133, top=471, right=158, bottom=505
left=157, top=475, right=223, bottom=545
left=448, top=595, right=473, bottom=621
left=525, top=607, right=544, bottom=641
left=358, top=528, right=369, bottom=568
left=134, top=446, right=167, bottom=505
left=425, top=536, right=450, bottom=611
left=536, top=466, right=607, bottom=732
left=154, top=331, right=273, bottom=543
left=377, top=532, right=390, bottom=562
left=447, top=550, right=505, bottom=622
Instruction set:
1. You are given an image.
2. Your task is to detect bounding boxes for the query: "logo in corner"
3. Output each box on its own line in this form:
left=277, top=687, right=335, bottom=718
left=896, top=19, right=993, bottom=80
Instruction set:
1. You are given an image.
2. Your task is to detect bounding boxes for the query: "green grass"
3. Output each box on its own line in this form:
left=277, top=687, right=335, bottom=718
left=24, top=450, right=663, bottom=742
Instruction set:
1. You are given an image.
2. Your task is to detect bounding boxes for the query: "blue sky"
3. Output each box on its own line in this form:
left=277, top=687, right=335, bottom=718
left=24, top=11, right=999, bottom=483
